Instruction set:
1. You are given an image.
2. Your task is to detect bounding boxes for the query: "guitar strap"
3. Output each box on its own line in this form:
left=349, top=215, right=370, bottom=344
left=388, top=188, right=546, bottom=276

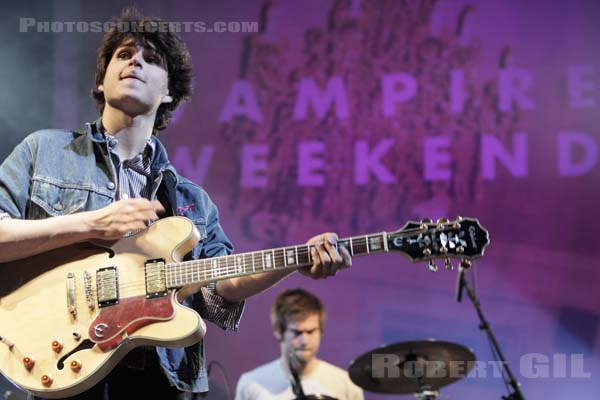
left=156, top=169, right=177, bottom=218
left=157, top=169, right=199, bottom=262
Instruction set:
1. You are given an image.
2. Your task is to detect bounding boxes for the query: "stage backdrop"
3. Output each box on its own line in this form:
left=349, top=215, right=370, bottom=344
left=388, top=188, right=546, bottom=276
left=1, top=1, right=599, bottom=399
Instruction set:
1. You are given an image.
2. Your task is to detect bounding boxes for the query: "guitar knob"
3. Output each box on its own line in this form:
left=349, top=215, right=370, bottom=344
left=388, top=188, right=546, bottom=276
left=70, top=359, right=82, bottom=372
left=23, top=357, right=35, bottom=371
left=51, top=340, right=63, bottom=353
left=444, top=258, right=454, bottom=270
left=426, top=260, right=438, bottom=272
left=41, top=374, right=53, bottom=387
left=436, top=218, right=449, bottom=225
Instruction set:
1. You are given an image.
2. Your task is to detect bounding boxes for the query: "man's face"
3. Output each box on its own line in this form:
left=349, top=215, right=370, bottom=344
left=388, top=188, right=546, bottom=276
left=98, top=39, right=172, bottom=116
left=280, top=313, right=322, bottom=367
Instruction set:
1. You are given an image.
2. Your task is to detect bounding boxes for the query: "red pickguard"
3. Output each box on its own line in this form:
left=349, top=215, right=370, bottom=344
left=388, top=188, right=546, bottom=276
left=88, top=294, right=175, bottom=350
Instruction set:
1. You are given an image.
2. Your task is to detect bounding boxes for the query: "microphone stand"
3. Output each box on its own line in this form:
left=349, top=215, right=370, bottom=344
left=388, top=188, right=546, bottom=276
left=457, top=262, right=526, bottom=400
left=288, top=351, right=307, bottom=400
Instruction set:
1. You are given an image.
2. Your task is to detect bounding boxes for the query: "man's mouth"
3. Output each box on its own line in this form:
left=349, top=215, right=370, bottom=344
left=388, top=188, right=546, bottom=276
left=295, top=348, right=311, bottom=353
left=121, top=75, right=144, bottom=82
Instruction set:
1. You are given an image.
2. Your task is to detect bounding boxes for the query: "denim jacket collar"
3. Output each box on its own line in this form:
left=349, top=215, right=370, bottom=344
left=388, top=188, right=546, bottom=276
left=85, top=118, right=178, bottom=183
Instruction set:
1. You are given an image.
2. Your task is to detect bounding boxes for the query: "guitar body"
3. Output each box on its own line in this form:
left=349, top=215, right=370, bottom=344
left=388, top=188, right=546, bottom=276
left=0, top=217, right=206, bottom=398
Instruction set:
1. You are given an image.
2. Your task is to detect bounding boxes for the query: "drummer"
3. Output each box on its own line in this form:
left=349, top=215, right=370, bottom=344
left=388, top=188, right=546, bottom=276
left=235, top=288, right=363, bottom=400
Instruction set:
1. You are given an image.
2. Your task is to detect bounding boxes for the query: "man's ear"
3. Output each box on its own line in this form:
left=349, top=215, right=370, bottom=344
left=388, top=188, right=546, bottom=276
left=273, top=330, right=282, bottom=342
left=98, top=84, right=104, bottom=92
left=162, top=94, right=173, bottom=104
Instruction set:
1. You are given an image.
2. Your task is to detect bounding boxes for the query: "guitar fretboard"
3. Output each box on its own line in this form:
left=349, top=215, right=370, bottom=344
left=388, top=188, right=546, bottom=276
left=165, top=233, right=388, bottom=288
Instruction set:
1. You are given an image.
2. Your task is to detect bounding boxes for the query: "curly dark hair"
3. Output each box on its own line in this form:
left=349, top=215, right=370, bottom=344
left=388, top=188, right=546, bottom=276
left=91, top=7, right=193, bottom=132
left=270, top=288, right=326, bottom=338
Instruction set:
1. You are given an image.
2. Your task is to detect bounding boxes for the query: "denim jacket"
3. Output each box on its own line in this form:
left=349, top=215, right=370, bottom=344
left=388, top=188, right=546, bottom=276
left=0, top=120, right=244, bottom=393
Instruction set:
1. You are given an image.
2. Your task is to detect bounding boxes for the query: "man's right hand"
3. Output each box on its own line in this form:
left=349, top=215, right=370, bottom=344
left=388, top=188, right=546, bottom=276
left=0, top=199, right=166, bottom=263
left=86, top=199, right=165, bottom=240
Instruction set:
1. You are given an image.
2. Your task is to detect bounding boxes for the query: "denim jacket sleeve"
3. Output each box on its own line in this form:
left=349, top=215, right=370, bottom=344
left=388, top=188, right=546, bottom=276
left=175, top=178, right=244, bottom=331
left=0, top=136, right=34, bottom=218
left=196, top=197, right=243, bottom=330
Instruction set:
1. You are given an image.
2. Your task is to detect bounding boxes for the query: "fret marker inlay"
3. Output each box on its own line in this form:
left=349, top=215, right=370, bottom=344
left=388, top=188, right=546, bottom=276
left=286, top=249, right=295, bottom=265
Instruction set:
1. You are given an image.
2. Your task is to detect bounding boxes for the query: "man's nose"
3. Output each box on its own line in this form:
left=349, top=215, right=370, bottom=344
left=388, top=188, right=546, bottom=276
left=129, top=53, right=143, bottom=67
left=296, top=333, right=307, bottom=344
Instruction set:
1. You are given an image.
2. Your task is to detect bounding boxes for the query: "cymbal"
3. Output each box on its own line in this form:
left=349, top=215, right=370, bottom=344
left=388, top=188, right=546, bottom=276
left=348, top=339, right=476, bottom=394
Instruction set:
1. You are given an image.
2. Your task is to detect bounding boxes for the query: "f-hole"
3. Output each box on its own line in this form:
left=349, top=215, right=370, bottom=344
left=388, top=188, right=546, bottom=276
left=56, top=339, right=95, bottom=370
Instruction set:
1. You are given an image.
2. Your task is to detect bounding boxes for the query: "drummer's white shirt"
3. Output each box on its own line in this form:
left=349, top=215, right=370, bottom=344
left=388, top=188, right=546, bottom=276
left=235, top=359, right=364, bottom=400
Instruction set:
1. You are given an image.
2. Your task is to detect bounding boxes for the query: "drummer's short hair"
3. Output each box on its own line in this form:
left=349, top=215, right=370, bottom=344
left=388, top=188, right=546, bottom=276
left=271, top=288, right=326, bottom=337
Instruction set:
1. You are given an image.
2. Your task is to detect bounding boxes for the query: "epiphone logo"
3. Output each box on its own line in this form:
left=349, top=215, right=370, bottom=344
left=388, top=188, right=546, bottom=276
left=93, top=323, right=109, bottom=338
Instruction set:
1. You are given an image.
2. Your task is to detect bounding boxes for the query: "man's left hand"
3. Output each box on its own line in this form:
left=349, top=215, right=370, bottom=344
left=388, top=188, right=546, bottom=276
left=298, top=232, right=352, bottom=279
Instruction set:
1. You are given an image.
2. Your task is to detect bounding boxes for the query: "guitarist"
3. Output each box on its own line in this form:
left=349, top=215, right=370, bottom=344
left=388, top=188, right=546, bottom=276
left=0, top=8, right=352, bottom=400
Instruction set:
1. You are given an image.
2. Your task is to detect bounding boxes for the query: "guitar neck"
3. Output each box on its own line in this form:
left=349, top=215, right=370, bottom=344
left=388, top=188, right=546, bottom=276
left=165, top=232, right=389, bottom=289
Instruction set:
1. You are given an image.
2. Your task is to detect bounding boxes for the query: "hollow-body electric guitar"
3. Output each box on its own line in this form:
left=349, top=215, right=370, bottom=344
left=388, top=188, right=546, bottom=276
left=0, top=216, right=489, bottom=398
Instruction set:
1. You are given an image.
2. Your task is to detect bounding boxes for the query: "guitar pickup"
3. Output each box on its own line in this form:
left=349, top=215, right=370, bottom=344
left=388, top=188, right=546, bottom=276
left=96, top=267, right=119, bottom=308
left=66, top=272, right=77, bottom=317
left=84, top=270, right=95, bottom=310
left=145, top=259, right=168, bottom=299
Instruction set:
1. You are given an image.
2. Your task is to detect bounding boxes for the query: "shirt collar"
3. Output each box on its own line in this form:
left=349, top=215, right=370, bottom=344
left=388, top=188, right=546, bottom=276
left=89, top=118, right=156, bottom=164
left=86, top=118, right=174, bottom=175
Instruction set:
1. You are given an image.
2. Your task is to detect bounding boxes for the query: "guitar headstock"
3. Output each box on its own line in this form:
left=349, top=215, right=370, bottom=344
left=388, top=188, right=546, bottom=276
left=386, top=217, right=489, bottom=271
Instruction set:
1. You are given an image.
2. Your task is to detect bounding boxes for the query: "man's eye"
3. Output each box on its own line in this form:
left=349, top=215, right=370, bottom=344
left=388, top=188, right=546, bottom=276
left=117, top=51, right=130, bottom=59
left=147, top=54, right=164, bottom=65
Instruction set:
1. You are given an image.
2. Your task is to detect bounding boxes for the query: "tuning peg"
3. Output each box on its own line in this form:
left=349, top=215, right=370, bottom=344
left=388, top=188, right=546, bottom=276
left=420, top=218, right=432, bottom=229
left=444, top=258, right=453, bottom=270
left=436, top=218, right=449, bottom=231
left=426, top=260, right=438, bottom=272
left=452, top=216, right=464, bottom=229
left=460, top=259, right=472, bottom=269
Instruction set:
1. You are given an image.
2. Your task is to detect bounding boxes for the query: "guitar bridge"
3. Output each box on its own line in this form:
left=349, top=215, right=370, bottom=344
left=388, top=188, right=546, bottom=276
left=96, top=267, right=119, bottom=308
left=145, top=259, right=168, bottom=299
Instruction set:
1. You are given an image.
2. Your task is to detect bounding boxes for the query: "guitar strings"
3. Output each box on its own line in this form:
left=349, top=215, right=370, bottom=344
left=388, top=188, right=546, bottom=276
left=107, top=236, right=366, bottom=292
left=79, top=226, right=448, bottom=295
left=80, top=244, right=337, bottom=295
left=95, top=246, right=317, bottom=293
